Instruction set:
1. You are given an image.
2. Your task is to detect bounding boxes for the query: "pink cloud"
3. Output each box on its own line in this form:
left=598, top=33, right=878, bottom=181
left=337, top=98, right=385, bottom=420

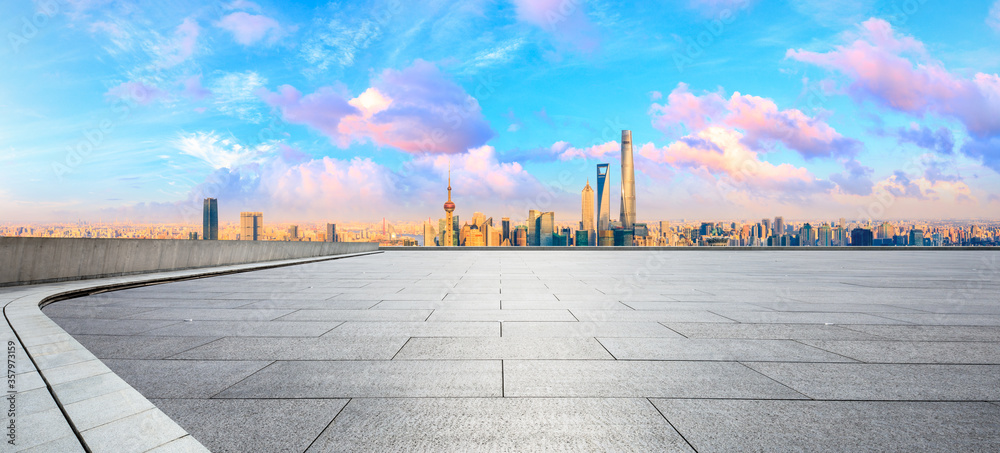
left=787, top=18, right=1000, bottom=139
left=158, top=18, right=199, bottom=68
left=215, top=12, right=282, bottom=45
left=104, top=81, right=166, bottom=105
left=180, top=75, right=212, bottom=100
left=259, top=60, right=494, bottom=155
left=638, top=127, right=830, bottom=195
left=258, top=85, right=359, bottom=138
left=510, top=0, right=599, bottom=53
left=649, top=83, right=859, bottom=159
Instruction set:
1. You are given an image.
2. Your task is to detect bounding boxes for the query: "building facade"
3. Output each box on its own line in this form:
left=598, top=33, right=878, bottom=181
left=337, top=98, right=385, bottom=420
left=240, top=212, right=262, bottom=241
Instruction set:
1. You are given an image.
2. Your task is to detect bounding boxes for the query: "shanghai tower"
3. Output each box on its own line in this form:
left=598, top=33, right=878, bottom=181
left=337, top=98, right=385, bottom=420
left=620, top=130, right=636, bottom=229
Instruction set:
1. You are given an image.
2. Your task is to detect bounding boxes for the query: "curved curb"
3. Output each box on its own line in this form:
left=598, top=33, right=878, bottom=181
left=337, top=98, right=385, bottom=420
left=1, top=251, right=381, bottom=452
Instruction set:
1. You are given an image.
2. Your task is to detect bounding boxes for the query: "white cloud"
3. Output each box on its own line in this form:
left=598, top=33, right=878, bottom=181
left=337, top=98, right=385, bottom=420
left=210, top=71, right=268, bottom=122
left=173, top=131, right=273, bottom=169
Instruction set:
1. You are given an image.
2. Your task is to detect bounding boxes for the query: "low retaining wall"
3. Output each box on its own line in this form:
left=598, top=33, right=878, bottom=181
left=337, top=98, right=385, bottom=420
left=0, top=238, right=378, bottom=286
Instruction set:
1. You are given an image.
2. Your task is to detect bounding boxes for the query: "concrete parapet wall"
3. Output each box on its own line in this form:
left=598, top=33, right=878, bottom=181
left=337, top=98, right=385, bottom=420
left=0, top=238, right=378, bottom=286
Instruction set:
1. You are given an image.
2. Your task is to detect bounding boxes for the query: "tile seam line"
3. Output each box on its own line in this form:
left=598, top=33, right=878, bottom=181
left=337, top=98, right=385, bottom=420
left=646, top=397, right=699, bottom=453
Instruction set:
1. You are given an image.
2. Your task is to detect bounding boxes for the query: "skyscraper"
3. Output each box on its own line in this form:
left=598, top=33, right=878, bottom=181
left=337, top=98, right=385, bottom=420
left=443, top=167, right=456, bottom=246
left=596, top=164, right=611, bottom=232
left=423, top=221, right=437, bottom=246
left=818, top=223, right=832, bottom=247
left=528, top=209, right=540, bottom=246
left=620, top=130, right=636, bottom=229
left=202, top=198, right=218, bottom=240
left=326, top=223, right=337, bottom=242
left=538, top=211, right=554, bottom=246
left=240, top=212, right=262, bottom=241
left=581, top=180, right=595, bottom=246
left=501, top=217, right=510, bottom=244
left=773, top=216, right=785, bottom=237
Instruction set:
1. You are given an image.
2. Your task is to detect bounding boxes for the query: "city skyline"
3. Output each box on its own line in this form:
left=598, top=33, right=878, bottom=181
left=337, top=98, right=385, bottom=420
left=3, top=1, right=1000, bottom=223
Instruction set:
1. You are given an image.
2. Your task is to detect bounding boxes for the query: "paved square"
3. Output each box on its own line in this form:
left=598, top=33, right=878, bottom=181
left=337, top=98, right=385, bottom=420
left=44, top=250, right=1000, bottom=452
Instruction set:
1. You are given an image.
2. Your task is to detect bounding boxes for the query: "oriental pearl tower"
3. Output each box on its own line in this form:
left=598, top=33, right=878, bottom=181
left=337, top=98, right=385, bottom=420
left=443, top=165, right=455, bottom=246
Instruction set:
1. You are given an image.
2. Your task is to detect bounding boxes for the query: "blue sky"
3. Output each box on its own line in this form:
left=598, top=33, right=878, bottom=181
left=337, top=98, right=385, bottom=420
left=2, top=0, right=999, bottom=224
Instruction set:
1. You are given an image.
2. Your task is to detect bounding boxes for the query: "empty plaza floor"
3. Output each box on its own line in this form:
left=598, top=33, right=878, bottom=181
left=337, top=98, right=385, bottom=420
left=43, top=250, right=1000, bottom=452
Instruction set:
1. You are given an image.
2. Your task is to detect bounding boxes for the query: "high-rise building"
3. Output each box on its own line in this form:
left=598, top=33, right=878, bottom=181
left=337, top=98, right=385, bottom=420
left=240, top=212, right=262, bottom=241
left=659, top=221, right=671, bottom=246
left=851, top=228, right=873, bottom=246
left=581, top=180, right=595, bottom=246
left=202, top=198, right=218, bottom=240
left=501, top=217, right=510, bottom=244
left=596, top=164, right=611, bottom=232
left=773, top=216, right=785, bottom=237
left=818, top=223, right=832, bottom=247
left=799, top=223, right=814, bottom=246
left=538, top=211, right=554, bottom=246
left=909, top=229, right=924, bottom=247
left=423, top=221, right=436, bottom=246
left=528, top=209, right=540, bottom=246
left=443, top=167, right=456, bottom=246
left=326, top=223, right=337, bottom=242
left=514, top=226, right=528, bottom=246
left=620, top=130, right=636, bottom=229
left=287, top=225, right=298, bottom=240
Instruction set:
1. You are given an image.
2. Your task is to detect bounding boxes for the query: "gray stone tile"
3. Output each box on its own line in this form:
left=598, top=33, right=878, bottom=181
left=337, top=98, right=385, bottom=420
left=50, top=372, right=128, bottom=405
left=236, top=299, right=379, bottom=310
left=47, top=317, right=183, bottom=335
left=152, top=398, right=348, bottom=453
left=17, top=407, right=79, bottom=451
left=21, top=434, right=86, bottom=453
left=504, top=360, right=807, bottom=398
left=710, top=311, right=912, bottom=325
left=747, top=302, right=928, bottom=313
left=43, top=360, right=111, bottom=386
left=143, top=321, right=341, bottom=337
left=746, top=362, right=1000, bottom=400
left=652, top=399, right=1000, bottom=453
left=427, top=309, right=576, bottom=322
left=172, top=336, right=407, bottom=360
left=41, top=304, right=158, bottom=319
left=124, top=308, right=296, bottom=321
left=802, top=340, right=1000, bottom=364
left=276, top=309, right=432, bottom=322
left=838, top=325, right=1000, bottom=341
left=599, top=338, right=854, bottom=362
left=571, top=309, right=735, bottom=323
left=394, top=337, right=613, bottom=360
left=372, top=300, right=500, bottom=310
left=874, top=313, right=1000, bottom=326
left=102, top=359, right=271, bottom=398
left=663, top=322, right=884, bottom=340
left=502, top=300, right=636, bottom=310
left=11, top=387, right=58, bottom=417
left=144, top=435, right=209, bottom=453
left=216, top=360, right=501, bottom=398
left=307, top=398, right=693, bottom=452
left=63, top=388, right=156, bottom=431
left=81, top=408, right=188, bottom=453
left=324, top=321, right=498, bottom=337
left=502, top=321, right=682, bottom=338
left=73, top=335, right=220, bottom=360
